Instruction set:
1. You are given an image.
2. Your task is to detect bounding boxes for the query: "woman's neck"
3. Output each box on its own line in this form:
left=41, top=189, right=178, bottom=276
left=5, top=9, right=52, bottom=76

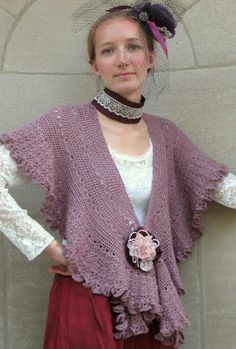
left=113, top=89, right=142, bottom=104
left=91, top=87, right=146, bottom=125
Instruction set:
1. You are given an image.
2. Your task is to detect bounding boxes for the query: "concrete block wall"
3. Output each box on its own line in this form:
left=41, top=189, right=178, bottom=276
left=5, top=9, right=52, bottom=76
left=0, top=1, right=235, bottom=348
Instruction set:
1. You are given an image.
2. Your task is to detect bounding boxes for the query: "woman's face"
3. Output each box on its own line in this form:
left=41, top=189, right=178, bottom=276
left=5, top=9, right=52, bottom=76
left=91, top=18, right=156, bottom=102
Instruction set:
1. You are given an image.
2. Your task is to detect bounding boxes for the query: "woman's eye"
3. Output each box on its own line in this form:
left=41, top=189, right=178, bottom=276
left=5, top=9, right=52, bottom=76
left=101, top=48, right=114, bottom=55
left=128, top=44, right=142, bottom=50
left=101, top=45, right=142, bottom=55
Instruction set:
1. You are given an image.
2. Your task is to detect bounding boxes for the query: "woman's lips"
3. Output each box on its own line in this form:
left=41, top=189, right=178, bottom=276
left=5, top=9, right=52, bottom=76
left=114, top=72, right=135, bottom=77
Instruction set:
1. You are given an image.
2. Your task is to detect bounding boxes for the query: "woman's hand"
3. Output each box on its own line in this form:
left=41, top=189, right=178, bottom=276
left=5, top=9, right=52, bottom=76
left=48, top=263, right=72, bottom=276
left=44, top=239, right=72, bottom=276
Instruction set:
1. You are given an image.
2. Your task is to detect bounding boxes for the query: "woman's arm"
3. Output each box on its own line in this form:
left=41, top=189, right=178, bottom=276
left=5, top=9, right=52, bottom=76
left=0, top=144, right=65, bottom=263
left=213, top=173, right=236, bottom=209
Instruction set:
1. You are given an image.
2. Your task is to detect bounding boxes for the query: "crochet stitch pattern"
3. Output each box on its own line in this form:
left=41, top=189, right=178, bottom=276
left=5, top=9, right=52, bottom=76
left=0, top=103, right=228, bottom=347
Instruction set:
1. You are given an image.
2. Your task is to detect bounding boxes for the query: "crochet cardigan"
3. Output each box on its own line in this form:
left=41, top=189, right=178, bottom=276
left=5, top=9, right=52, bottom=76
left=0, top=102, right=228, bottom=348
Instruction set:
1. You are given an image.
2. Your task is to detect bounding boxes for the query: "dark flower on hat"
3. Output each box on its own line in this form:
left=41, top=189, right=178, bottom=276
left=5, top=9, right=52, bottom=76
left=137, top=1, right=177, bottom=37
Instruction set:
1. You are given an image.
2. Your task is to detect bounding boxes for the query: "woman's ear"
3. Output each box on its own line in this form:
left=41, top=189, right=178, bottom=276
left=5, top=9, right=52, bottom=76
left=91, top=61, right=101, bottom=77
left=148, top=50, right=157, bottom=70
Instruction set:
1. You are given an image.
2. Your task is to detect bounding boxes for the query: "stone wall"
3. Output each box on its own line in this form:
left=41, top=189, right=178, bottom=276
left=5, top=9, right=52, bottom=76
left=0, top=1, right=235, bottom=348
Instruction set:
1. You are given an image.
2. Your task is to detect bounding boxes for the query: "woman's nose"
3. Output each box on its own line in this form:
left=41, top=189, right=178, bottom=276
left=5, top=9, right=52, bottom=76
left=116, top=48, right=129, bottom=66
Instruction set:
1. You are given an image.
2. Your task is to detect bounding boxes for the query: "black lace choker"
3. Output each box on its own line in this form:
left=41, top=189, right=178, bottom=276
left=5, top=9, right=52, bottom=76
left=91, top=88, right=146, bottom=124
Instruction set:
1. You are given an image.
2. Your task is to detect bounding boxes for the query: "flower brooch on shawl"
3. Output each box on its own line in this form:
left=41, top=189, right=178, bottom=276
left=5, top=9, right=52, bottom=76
left=126, top=229, right=162, bottom=272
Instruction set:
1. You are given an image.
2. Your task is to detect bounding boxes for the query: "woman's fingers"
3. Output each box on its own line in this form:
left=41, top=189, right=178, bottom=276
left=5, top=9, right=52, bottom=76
left=48, top=264, right=72, bottom=276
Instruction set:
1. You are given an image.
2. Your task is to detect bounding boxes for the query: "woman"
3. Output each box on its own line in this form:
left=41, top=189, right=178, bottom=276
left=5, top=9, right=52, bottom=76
left=0, top=2, right=235, bottom=349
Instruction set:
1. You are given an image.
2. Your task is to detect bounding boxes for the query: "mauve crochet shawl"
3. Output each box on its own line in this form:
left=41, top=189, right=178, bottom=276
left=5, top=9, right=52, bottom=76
left=0, top=103, right=228, bottom=347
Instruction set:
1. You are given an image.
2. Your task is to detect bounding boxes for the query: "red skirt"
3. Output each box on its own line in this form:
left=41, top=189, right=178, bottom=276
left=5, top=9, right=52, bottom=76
left=44, top=274, right=175, bottom=349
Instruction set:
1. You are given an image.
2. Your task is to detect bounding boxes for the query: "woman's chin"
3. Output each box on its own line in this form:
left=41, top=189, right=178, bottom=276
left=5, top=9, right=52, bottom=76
left=108, top=83, right=143, bottom=99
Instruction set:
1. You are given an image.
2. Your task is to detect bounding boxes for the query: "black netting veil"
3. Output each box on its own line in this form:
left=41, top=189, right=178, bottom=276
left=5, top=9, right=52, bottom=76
left=72, top=0, right=187, bottom=100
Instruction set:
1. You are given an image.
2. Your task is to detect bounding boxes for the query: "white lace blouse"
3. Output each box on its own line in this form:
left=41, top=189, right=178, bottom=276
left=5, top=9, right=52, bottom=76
left=0, top=143, right=236, bottom=261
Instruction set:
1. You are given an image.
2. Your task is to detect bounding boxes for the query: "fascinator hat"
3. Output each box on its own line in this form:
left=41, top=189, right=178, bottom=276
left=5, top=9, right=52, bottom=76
left=72, top=0, right=187, bottom=101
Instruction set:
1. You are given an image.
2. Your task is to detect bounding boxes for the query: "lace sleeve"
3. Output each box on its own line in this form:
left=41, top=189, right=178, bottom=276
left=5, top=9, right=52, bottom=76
left=0, top=144, right=55, bottom=260
left=0, top=144, right=30, bottom=187
left=213, top=173, right=236, bottom=209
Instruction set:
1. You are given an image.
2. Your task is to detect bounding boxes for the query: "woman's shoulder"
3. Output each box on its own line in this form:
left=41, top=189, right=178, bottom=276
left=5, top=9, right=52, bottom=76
left=28, top=102, right=92, bottom=128
left=143, top=111, right=178, bottom=131
left=40, top=102, right=91, bottom=119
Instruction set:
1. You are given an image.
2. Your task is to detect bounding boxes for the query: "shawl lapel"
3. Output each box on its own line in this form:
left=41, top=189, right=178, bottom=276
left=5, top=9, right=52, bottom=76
left=73, top=103, right=168, bottom=233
